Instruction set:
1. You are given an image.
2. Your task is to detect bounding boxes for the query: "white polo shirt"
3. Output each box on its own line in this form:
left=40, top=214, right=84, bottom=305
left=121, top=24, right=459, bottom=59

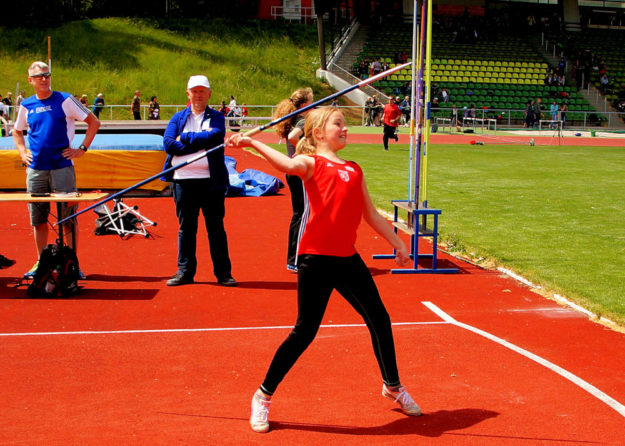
left=172, top=111, right=211, bottom=180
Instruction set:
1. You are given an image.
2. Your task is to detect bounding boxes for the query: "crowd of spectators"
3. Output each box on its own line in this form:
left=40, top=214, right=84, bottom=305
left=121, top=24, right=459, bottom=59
left=0, top=88, right=251, bottom=130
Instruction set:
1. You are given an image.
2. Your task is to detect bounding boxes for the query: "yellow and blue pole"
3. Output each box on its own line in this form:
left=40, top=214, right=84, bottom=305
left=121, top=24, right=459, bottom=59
left=412, top=0, right=427, bottom=207
left=421, top=0, right=434, bottom=208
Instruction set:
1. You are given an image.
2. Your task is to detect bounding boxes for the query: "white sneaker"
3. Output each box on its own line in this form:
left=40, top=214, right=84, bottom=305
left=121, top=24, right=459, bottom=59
left=382, top=384, right=422, bottom=416
left=250, top=390, right=271, bottom=433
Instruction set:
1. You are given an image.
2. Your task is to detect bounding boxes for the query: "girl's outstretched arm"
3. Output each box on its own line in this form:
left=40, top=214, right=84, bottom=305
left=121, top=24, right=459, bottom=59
left=228, top=134, right=313, bottom=181
left=361, top=177, right=410, bottom=266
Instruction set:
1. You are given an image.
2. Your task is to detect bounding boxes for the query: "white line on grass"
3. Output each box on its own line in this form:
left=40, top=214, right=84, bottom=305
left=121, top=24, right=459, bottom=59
left=422, top=301, right=625, bottom=418
left=0, top=321, right=448, bottom=337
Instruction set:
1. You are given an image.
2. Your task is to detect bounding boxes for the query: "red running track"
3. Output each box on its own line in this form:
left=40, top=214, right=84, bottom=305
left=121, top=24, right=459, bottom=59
left=0, top=145, right=624, bottom=445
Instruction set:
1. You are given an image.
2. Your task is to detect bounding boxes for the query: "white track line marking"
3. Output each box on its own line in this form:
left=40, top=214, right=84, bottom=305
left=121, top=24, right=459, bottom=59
left=0, top=321, right=448, bottom=337
left=422, top=301, right=625, bottom=418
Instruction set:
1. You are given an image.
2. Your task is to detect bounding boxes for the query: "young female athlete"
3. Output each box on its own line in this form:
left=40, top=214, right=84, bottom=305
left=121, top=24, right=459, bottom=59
left=228, top=107, right=421, bottom=433
left=272, top=88, right=314, bottom=272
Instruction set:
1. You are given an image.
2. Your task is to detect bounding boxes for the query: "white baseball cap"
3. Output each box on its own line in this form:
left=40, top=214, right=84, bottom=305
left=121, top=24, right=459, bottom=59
left=187, top=75, right=210, bottom=90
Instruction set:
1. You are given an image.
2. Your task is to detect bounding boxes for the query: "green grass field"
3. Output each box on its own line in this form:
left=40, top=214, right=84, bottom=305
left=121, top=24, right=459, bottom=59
left=340, top=141, right=625, bottom=325
left=270, top=138, right=625, bottom=325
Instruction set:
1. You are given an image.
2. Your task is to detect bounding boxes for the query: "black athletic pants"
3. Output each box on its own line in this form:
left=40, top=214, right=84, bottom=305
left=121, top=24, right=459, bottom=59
left=383, top=124, right=398, bottom=149
left=285, top=174, right=305, bottom=268
left=260, top=253, right=401, bottom=395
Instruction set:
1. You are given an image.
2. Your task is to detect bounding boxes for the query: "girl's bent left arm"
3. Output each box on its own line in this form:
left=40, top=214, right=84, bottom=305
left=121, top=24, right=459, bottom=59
left=361, top=178, right=410, bottom=266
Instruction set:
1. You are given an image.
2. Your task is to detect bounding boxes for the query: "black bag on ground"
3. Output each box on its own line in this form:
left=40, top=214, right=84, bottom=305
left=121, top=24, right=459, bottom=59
left=27, top=243, right=80, bottom=298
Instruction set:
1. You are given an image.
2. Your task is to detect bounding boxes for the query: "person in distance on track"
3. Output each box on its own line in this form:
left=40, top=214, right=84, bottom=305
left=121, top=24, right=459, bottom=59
left=381, top=95, right=401, bottom=150
left=228, top=107, right=422, bottom=433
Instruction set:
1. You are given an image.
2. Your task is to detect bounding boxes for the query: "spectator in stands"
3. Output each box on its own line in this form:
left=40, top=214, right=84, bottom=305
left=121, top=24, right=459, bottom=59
left=372, top=58, right=382, bottom=75
left=600, top=73, right=610, bottom=94
left=2, top=92, right=13, bottom=110
left=583, top=63, right=591, bottom=89
left=92, top=93, right=105, bottom=118
left=0, top=95, right=8, bottom=120
left=218, top=100, right=228, bottom=115
left=382, top=61, right=390, bottom=73
left=469, top=104, right=476, bottom=119
left=560, top=102, right=568, bottom=127
left=549, top=100, right=559, bottom=128
left=79, top=94, right=88, bottom=107
left=557, top=57, right=566, bottom=75
left=441, top=87, right=449, bottom=103
left=16, top=90, right=25, bottom=109
left=227, top=95, right=237, bottom=116
left=432, top=83, right=441, bottom=98
left=535, top=98, right=543, bottom=123
left=451, top=104, right=460, bottom=130
left=364, top=97, right=374, bottom=126
left=331, top=98, right=339, bottom=107
left=358, top=60, right=369, bottom=79
left=382, top=96, right=401, bottom=151
left=524, top=99, right=535, bottom=128
left=0, top=110, right=8, bottom=137
left=241, top=103, right=248, bottom=124
left=132, top=90, right=141, bottom=120
left=573, top=63, right=583, bottom=90
left=370, top=94, right=383, bottom=127
left=400, top=96, right=410, bottom=126
left=148, top=96, right=160, bottom=120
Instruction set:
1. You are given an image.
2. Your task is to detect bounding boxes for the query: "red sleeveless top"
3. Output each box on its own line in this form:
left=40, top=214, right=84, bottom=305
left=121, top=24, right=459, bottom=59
left=297, top=155, right=364, bottom=257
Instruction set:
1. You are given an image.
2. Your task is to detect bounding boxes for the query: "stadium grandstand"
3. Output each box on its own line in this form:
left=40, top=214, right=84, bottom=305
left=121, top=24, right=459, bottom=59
left=299, top=0, right=625, bottom=128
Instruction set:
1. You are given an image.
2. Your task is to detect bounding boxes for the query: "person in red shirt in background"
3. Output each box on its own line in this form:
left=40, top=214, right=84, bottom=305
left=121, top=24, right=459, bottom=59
left=228, top=107, right=421, bottom=434
left=382, top=96, right=401, bottom=150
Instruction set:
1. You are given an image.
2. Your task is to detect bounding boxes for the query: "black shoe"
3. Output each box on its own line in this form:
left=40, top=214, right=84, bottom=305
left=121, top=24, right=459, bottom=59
left=166, top=273, right=194, bottom=286
left=218, top=276, right=237, bottom=287
left=0, top=254, right=15, bottom=269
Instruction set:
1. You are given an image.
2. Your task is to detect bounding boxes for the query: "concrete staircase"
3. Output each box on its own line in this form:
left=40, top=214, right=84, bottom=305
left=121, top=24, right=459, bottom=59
left=327, top=24, right=383, bottom=102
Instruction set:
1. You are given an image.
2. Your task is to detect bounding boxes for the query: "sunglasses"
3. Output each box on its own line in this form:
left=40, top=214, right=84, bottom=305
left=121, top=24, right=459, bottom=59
left=30, top=72, right=51, bottom=79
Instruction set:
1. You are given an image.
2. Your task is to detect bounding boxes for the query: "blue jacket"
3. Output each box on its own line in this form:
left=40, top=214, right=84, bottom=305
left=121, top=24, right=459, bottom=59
left=161, top=106, right=229, bottom=189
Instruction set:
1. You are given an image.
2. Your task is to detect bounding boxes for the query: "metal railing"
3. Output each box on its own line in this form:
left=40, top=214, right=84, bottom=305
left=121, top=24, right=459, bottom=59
left=4, top=104, right=624, bottom=132
left=327, top=19, right=359, bottom=67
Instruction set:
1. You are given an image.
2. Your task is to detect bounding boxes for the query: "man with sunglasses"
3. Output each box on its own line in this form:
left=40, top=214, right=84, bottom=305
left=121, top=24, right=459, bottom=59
left=13, top=61, right=101, bottom=278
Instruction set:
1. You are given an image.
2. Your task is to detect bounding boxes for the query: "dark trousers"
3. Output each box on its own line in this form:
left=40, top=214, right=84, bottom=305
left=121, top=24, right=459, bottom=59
left=172, top=178, right=232, bottom=281
left=285, top=174, right=305, bottom=268
left=260, top=253, right=401, bottom=395
left=133, top=111, right=141, bottom=120
left=383, top=124, right=398, bottom=149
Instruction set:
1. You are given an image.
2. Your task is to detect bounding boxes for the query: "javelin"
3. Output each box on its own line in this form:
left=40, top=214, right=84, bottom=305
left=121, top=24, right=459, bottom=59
left=57, top=61, right=412, bottom=226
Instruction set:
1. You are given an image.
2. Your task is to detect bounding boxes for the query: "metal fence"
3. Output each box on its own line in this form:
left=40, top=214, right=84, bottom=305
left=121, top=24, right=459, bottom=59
left=3, top=104, right=624, bottom=131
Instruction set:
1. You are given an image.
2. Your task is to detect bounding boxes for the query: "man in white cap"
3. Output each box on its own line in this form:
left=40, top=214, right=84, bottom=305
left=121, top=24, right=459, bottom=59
left=161, top=75, right=236, bottom=287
